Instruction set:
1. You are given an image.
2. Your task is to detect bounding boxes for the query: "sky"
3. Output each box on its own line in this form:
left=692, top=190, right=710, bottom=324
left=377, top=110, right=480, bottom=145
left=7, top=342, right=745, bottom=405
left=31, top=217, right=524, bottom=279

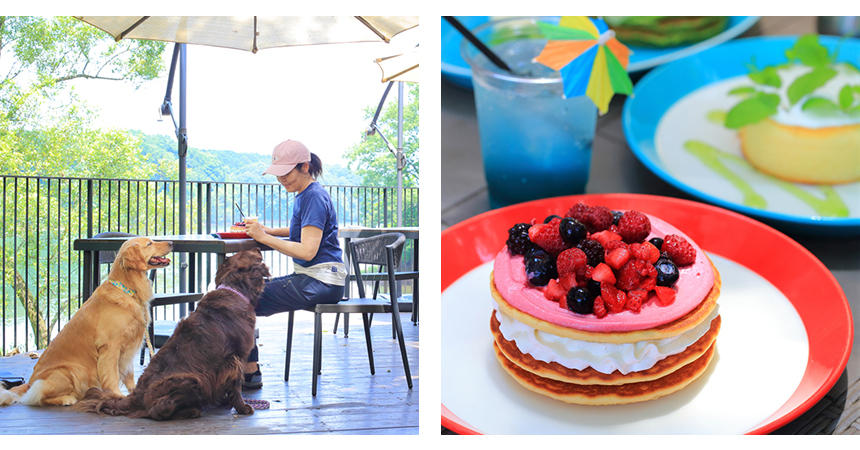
left=68, top=28, right=417, bottom=167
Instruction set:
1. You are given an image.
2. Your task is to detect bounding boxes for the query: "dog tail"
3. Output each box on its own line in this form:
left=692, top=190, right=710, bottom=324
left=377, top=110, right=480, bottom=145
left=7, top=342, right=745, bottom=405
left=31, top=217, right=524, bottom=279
left=0, top=382, right=28, bottom=406
left=74, top=387, right=136, bottom=416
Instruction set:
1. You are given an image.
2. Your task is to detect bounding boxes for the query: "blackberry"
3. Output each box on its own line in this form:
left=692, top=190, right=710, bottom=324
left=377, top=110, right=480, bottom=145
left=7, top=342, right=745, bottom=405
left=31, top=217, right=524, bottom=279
left=506, top=223, right=533, bottom=255
left=559, top=217, right=587, bottom=246
left=543, top=215, right=562, bottom=224
left=611, top=210, right=623, bottom=225
left=649, top=237, right=664, bottom=250
left=654, top=259, right=679, bottom=287
left=524, top=248, right=557, bottom=286
left=576, top=239, right=604, bottom=267
left=567, top=287, right=594, bottom=314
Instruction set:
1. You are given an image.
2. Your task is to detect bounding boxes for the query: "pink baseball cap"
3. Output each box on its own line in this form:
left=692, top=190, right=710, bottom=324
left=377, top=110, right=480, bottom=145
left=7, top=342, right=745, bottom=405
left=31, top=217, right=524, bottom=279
left=262, top=140, right=311, bottom=176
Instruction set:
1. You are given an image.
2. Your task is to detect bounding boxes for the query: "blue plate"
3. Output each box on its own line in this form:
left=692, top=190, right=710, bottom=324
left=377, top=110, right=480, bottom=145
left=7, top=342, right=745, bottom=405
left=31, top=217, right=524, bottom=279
left=441, top=16, right=760, bottom=88
left=622, top=36, right=860, bottom=236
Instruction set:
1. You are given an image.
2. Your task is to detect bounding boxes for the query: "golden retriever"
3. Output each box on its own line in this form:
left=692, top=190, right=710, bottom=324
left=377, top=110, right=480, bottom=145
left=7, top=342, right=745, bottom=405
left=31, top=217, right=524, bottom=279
left=0, top=237, right=172, bottom=406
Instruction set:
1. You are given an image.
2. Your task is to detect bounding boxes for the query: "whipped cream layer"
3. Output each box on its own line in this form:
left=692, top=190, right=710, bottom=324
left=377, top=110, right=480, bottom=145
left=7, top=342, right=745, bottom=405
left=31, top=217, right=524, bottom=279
left=768, top=63, right=860, bottom=129
left=494, top=304, right=720, bottom=375
left=492, top=213, right=714, bottom=333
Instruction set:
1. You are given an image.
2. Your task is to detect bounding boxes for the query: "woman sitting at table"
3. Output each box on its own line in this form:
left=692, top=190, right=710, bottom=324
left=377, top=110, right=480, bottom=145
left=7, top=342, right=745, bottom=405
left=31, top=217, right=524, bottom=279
left=242, top=139, right=346, bottom=389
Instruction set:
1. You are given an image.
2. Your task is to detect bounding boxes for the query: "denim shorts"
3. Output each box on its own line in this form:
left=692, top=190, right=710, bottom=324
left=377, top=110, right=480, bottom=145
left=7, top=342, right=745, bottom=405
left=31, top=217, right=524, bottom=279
left=254, top=273, right=344, bottom=317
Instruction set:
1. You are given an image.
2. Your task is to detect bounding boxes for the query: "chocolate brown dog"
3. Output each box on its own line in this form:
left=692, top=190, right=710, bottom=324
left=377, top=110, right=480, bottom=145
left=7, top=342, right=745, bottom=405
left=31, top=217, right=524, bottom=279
left=75, top=249, right=270, bottom=420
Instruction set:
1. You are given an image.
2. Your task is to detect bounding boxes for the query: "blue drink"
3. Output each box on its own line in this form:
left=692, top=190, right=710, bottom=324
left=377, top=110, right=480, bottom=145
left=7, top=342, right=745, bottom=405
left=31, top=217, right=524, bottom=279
left=462, top=18, right=597, bottom=208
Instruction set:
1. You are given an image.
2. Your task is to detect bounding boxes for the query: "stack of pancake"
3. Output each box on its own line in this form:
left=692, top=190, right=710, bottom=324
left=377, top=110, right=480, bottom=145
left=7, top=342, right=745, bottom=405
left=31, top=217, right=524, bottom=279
left=604, top=17, right=729, bottom=48
left=489, top=214, right=722, bottom=405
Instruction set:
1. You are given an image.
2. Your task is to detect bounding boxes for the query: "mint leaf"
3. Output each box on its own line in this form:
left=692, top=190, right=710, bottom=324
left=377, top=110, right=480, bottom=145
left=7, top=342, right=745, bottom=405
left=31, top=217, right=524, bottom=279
left=748, top=66, right=781, bottom=87
left=838, top=85, right=855, bottom=110
left=787, top=66, right=837, bottom=105
left=725, top=93, right=780, bottom=129
left=802, top=97, right=842, bottom=116
left=728, top=86, right=758, bottom=96
left=785, top=34, right=830, bottom=67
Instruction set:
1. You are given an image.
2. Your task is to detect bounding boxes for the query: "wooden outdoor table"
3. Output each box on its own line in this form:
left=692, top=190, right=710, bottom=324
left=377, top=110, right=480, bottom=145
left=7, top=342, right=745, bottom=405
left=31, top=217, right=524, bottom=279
left=442, top=16, right=858, bottom=434
left=73, top=234, right=287, bottom=301
left=339, top=226, right=419, bottom=323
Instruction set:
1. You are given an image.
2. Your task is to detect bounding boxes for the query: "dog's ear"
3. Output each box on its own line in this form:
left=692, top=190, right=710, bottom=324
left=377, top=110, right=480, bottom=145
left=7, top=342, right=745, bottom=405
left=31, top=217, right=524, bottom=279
left=119, top=243, right=149, bottom=272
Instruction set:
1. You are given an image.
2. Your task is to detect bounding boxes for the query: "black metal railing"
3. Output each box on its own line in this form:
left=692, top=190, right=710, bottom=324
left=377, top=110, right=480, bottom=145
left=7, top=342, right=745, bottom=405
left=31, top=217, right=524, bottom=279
left=1, top=175, right=418, bottom=353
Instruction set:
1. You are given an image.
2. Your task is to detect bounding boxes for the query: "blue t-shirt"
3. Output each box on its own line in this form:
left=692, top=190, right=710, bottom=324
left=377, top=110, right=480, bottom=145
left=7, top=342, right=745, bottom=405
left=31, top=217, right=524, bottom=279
left=290, top=182, right=342, bottom=267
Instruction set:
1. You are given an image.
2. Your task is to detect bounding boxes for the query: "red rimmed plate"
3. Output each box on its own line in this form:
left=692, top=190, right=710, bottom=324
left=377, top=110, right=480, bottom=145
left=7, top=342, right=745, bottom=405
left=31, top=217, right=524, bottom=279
left=213, top=232, right=249, bottom=239
left=441, top=194, right=852, bottom=434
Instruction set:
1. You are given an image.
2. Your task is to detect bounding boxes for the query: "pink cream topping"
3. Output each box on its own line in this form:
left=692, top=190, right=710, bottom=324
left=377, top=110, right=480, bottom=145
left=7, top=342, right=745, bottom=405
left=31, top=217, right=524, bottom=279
left=493, top=214, right=715, bottom=332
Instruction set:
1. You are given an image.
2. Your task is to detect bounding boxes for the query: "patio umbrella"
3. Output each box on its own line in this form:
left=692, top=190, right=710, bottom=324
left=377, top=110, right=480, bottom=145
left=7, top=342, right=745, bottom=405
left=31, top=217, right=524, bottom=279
left=74, top=16, right=418, bottom=293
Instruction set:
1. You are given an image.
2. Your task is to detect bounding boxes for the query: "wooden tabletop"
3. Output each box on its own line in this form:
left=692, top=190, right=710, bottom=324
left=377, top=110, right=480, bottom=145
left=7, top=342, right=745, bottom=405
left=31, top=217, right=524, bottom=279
left=442, top=16, right=859, bottom=434
left=339, top=226, right=419, bottom=239
left=73, top=234, right=284, bottom=253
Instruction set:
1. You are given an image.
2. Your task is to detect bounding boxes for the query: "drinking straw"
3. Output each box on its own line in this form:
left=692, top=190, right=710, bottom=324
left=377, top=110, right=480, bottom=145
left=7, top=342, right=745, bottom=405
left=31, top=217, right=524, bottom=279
left=443, top=16, right=513, bottom=73
left=234, top=202, right=246, bottom=220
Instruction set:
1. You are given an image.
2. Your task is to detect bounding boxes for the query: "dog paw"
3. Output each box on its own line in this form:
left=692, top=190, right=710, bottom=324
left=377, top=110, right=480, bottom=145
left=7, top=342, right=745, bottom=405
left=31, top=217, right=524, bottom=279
left=236, top=403, right=254, bottom=415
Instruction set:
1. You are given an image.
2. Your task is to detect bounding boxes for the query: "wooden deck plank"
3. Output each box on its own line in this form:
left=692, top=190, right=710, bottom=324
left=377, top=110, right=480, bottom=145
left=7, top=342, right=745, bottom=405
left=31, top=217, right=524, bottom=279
left=0, top=312, right=418, bottom=435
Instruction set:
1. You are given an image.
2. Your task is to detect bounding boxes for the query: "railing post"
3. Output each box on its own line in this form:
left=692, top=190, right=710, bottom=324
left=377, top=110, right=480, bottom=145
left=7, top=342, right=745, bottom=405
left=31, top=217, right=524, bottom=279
left=86, top=179, right=93, bottom=238
left=383, top=188, right=388, bottom=227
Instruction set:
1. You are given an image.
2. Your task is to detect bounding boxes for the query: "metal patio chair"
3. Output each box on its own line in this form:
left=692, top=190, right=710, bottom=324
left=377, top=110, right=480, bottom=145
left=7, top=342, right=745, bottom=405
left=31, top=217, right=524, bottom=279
left=283, top=232, right=413, bottom=396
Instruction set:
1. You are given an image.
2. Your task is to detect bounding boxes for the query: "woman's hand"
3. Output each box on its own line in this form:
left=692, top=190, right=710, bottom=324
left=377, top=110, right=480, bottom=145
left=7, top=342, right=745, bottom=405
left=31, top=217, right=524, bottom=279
left=245, top=221, right=267, bottom=240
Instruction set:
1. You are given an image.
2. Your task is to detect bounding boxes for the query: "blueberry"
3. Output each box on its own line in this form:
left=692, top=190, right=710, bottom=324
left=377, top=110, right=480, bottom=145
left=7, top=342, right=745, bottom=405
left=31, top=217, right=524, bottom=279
left=576, top=239, right=604, bottom=267
left=543, top=215, right=562, bottom=224
left=586, top=280, right=601, bottom=300
left=611, top=210, right=623, bottom=225
left=654, top=259, right=679, bottom=287
left=559, top=217, right=587, bottom=246
left=525, top=248, right=557, bottom=286
left=649, top=237, right=664, bottom=250
left=567, top=287, right=594, bottom=314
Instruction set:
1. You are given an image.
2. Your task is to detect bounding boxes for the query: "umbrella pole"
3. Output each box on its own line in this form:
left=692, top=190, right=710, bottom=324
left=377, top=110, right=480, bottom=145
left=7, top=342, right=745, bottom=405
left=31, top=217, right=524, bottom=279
left=178, top=43, right=188, bottom=311
left=396, top=81, right=404, bottom=227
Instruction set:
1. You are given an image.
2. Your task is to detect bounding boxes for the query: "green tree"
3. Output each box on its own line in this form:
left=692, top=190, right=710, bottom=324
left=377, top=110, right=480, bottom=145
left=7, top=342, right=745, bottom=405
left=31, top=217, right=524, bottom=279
left=345, top=83, right=419, bottom=188
left=0, top=16, right=167, bottom=351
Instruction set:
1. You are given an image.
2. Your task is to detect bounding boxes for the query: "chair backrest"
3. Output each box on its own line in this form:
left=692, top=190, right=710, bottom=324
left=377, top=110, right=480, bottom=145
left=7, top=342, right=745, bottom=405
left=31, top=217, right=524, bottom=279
left=348, top=233, right=406, bottom=300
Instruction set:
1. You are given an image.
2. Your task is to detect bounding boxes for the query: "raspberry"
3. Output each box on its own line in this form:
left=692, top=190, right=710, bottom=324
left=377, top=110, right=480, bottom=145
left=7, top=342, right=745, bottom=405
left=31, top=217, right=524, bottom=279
left=605, top=247, right=631, bottom=270
left=556, top=247, right=588, bottom=276
left=543, top=279, right=567, bottom=302
left=616, top=260, right=642, bottom=291
left=626, top=289, right=648, bottom=313
left=590, top=229, right=622, bottom=247
left=527, top=220, right=567, bottom=255
left=602, top=286, right=627, bottom=314
left=603, top=239, right=628, bottom=253
left=662, top=234, right=696, bottom=266
left=559, top=273, right=578, bottom=291
left=566, top=202, right=612, bottom=232
left=617, top=210, right=651, bottom=243
left=655, top=286, right=676, bottom=306
left=593, top=296, right=607, bottom=318
left=638, top=274, right=657, bottom=292
left=566, top=202, right=591, bottom=222
left=591, top=263, right=616, bottom=285
left=576, top=239, right=604, bottom=267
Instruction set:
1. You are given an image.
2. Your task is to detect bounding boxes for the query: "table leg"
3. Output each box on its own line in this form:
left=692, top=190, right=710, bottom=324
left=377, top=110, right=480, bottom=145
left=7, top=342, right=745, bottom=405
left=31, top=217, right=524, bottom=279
left=186, top=253, right=196, bottom=314
left=83, top=250, right=93, bottom=301
left=413, top=238, right=419, bottom=323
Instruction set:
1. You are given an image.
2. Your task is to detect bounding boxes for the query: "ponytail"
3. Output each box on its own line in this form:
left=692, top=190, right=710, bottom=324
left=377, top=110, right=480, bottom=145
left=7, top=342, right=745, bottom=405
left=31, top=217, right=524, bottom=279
left=304, top=152, right=323, bottom=179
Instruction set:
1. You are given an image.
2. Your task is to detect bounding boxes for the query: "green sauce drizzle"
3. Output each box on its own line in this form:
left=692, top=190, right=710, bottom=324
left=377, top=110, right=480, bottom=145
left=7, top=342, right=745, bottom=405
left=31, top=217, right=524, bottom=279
left=683, top=140, right=850, bottom=217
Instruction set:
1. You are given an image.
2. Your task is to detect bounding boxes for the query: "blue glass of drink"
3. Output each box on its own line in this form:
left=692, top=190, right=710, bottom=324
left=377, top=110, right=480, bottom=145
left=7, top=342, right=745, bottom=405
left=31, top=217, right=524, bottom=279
left=461, top=17, right=597, bottom=208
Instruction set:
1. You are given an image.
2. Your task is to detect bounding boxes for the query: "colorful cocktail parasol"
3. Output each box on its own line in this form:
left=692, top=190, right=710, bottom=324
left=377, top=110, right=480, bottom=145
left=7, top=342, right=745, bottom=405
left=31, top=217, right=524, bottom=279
left=534, top=16, right=633, bottom=114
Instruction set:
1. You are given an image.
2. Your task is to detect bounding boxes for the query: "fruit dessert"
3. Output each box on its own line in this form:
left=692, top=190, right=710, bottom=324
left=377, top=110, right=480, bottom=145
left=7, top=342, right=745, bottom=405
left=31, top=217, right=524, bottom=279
left=491, top=202, right=721, bottom=405
left=229, top=221, right=247, bottom=233
left=725, top=35, right=860, bottom=184
left=603, top=16, right=728, bottom=48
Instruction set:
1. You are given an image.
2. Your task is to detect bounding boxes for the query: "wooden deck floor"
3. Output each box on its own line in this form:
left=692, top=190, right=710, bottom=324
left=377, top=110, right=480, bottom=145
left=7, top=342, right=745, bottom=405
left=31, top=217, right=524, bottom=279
left=0, top=312, right=419, bottom=434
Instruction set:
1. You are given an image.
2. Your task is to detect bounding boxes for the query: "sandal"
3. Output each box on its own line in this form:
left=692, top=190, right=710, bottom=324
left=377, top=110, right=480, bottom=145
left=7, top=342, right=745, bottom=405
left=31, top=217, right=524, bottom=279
left=242, top=369, right=262, bottom=390
left=0, top=377, right=24, bottom=389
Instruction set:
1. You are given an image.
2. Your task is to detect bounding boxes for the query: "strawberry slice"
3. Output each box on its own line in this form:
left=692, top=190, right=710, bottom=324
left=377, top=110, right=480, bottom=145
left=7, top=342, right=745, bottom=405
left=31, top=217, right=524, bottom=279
left=543, top=279, right=567, bottom=302
left=654, top=286, right=676, bottom=306
left=601, top=283, right=626, bottom=314
left=559, top=273, right=578, bottom=291
left=527, top=220, right=567, bottom=255
left=605, top=247, right=631, bottom=270
left=590, top=263, right=616, bottom=285
left=590, top=230, right=622, bottom=247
